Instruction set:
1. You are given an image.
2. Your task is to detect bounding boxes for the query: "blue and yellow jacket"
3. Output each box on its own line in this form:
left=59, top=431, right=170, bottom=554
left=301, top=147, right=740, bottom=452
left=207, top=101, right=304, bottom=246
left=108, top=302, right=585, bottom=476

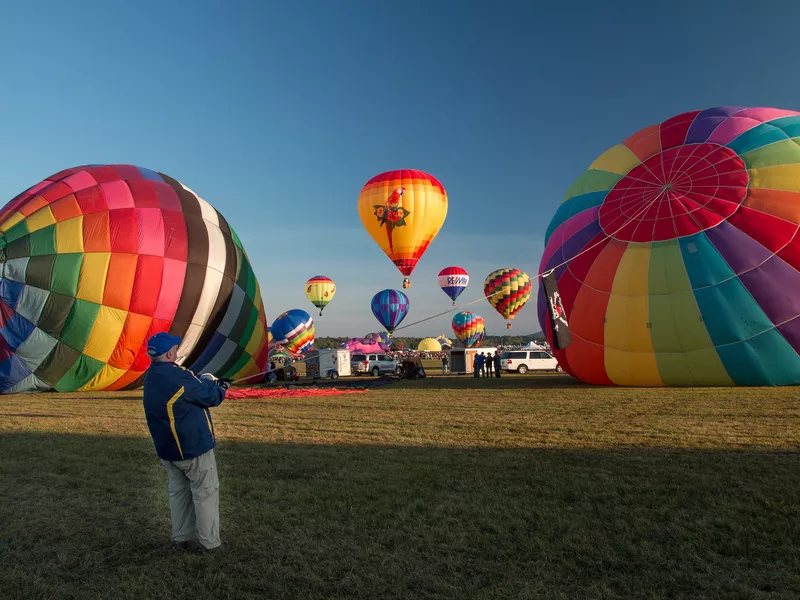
left=142, top=362, right=226, bottom=462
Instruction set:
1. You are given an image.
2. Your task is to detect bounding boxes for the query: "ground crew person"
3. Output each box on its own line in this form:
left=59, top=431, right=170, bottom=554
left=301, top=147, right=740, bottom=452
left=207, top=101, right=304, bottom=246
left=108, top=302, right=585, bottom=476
left=142, top=332, right=231, bottom=553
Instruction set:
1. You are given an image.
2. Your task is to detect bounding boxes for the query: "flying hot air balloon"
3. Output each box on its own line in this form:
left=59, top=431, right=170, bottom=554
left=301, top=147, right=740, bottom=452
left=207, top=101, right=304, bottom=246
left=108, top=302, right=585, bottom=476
left=270, top=309, right=315, bottom=355
left=539, top=105, right=800, bottom=387
left=370, top=289, right=410, bottom=334
left=357, top=170, right=448, bottom=288
left=438, top=266, right=469, bottom=305
left=0, top=164, right=270, bottom=393
left=452, top=311, right=485, bottom=348
left=484, top=268, right=532, bottom=329
left=305, top=275, right=336, bottom=315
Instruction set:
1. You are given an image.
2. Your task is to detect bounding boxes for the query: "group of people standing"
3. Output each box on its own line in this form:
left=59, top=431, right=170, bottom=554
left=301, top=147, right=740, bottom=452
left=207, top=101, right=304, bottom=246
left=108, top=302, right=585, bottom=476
left=472, top=351, right=501, bottom=378
left=440, top=351, right=503, bottom=377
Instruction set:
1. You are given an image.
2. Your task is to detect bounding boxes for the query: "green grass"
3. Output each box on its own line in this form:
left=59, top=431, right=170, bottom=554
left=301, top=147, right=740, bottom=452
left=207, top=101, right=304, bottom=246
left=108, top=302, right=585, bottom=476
left=2, top=377, right=800, bottom=599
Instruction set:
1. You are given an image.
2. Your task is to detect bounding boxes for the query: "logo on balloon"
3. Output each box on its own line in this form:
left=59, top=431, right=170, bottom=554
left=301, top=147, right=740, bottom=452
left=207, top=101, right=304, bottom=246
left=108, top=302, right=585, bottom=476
left=373, top=188, right=411, bottom=231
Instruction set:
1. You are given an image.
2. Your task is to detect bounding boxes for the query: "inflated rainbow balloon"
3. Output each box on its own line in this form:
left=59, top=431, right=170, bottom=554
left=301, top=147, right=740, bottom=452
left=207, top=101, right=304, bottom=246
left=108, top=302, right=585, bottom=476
left=0, top=164, right=269, bottom=393
left=538, top=106, right=800, bottom=386
left=270, top=309, right=314, bottom=356
left=484, top=268, right=532, bottom=328
left=452, top=311, right=485, bottom=348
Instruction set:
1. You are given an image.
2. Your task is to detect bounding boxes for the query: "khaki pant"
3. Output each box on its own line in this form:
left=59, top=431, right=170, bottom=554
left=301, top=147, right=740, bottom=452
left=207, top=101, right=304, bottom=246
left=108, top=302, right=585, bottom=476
left=160, top=449, right=220, bottom=549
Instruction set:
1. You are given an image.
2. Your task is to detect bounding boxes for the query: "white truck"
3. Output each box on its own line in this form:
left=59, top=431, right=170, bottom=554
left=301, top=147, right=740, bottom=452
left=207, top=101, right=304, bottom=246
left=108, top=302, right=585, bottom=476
left=305, top=349, right=351, bottom=380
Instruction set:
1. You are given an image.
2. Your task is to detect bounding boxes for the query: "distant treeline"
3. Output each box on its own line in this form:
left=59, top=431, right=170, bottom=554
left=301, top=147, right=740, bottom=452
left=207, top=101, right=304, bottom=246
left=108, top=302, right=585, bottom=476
left=314, top=332, right=546, bottom=350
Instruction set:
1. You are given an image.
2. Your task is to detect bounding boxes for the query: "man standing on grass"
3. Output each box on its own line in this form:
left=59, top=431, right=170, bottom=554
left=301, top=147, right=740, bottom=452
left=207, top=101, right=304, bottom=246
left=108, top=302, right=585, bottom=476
left=142, top=332, right=231, bottom=554
left=485, top=351, right=494, bottom=377
left=494, top=351, right=502, bottom=378
left=477, top=352, right=485, bottom=377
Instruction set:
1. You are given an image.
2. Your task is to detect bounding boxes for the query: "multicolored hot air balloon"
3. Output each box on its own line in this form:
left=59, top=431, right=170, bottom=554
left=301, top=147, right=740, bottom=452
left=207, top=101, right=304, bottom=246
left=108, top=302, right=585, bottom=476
left=270, top=309, right=314, bottom=356
left=357, top=170, right=448, bottom=288
left=438, top=266, right=469, bottom=305
left=0, top=165, right=269, bottom=394
left=370, top=289, right=410, bottom=334
left=538, top=106, right=800, bottom=387
left=452, top=311, right=485, bottom=348
left=484, top=268, right=532, bottom=329
left=305, top=275, right=336, bottom=315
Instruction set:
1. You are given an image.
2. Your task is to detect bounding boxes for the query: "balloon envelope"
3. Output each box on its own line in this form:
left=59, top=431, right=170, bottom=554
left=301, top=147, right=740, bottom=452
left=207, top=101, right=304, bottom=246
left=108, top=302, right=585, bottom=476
left=305, top=275, right=336, bottom=314
left=357, top=170, right=447, bottom=283
left=340, top=331, right=391, bottom=354
left=370, top=289, right=410, bottom=333
left=484, top=268, right=532, bottom=324
left=438, top=266, right=469, bottom=304
left=0, top=165, right=269, bottom=393
left=270, top=309, right=314, bottom=355
left=538, top=105, right=800, bottom=386
left=452, top=311, right=485, bottom=348
left=417, top=337, right=442, bottom=352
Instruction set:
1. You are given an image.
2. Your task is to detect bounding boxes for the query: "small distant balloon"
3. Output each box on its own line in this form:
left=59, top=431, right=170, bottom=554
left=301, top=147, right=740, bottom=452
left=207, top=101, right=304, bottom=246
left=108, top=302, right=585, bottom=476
left=370, top=289, right=410, bottom=334
left=452, top=311, right=485, bottom=348
left=484, top=268, right=532, bottom=329
left=438, top=266, right=469, bottom=305
left=305, top=275, right=336, bottom=316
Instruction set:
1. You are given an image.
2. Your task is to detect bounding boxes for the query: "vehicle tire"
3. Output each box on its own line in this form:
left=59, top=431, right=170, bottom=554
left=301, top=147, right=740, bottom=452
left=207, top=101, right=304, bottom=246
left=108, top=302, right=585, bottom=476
left=371, top=367, right=381, bottom=377
left=395, top=365, right=402, bottom=375
left=355, top=372, right=361, bottom=377
left=330, top=371, right=339, bottom=380
left=555, top=365, right=564, bottom=373
left=517, top=364, right=528, bottom=374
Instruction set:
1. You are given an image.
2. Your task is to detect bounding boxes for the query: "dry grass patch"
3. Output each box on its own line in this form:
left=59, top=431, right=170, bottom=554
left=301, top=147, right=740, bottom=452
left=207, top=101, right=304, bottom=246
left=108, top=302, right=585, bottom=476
left=2, top=377, right=800, bottom=599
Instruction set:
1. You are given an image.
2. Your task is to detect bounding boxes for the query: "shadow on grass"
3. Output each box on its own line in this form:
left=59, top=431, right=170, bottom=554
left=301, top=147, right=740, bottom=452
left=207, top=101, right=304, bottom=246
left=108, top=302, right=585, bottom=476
left=2, top=432, right=800, bottom=599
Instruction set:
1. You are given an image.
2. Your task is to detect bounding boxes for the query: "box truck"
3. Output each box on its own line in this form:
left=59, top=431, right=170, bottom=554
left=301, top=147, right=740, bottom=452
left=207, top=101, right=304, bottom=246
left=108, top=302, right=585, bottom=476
left=449, top=347, right=499, bottom=374
left=305, top=349, right=351, bottom=379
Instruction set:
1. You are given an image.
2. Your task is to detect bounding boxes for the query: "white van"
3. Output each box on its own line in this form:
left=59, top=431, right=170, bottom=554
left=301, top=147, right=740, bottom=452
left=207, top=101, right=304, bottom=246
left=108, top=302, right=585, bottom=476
left=501, top=349, right=563, bottom=374
left=306, top=349, right=351, bottom=379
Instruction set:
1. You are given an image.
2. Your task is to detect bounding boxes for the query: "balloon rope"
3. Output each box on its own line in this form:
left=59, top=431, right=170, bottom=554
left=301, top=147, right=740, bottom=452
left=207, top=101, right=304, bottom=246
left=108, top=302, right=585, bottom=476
left=231, top=357, right=311, bottom=385
left=392, top=193, right=662, bottom=333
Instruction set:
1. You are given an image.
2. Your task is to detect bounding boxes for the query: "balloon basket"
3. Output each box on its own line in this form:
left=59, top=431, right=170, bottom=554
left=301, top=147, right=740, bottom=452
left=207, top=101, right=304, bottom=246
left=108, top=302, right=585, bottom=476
left=506, top=323, right=512, bottom=330
left=403, top=278, right=411, bottom=289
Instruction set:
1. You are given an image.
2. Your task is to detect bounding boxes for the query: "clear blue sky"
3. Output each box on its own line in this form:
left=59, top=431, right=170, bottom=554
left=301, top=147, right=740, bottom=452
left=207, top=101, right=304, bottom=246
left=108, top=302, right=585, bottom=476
left=2, top=0, right=800, bottom=337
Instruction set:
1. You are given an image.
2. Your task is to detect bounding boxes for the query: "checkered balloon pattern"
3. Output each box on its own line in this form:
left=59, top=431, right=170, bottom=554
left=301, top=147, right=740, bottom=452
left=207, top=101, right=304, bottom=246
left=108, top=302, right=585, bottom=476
left=0, top=165, right=269, bottom=393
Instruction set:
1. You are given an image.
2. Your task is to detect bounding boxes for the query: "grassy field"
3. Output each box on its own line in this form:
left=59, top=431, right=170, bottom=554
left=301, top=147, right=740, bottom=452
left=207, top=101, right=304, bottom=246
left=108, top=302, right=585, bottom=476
left=2, top=374, right=800, bottom=599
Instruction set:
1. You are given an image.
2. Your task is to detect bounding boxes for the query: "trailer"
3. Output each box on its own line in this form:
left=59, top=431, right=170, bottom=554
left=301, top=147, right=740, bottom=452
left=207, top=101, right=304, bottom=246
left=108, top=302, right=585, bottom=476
left=449, top=347, right=498, bottom=374
left=305, top=349, right=351, bottom=379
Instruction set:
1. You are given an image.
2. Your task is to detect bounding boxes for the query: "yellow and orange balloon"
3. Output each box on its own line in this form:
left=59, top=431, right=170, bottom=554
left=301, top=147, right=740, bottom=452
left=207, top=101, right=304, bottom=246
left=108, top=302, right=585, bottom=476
left=304, top=275, right=336, bottom=316
left=357, top=170, right=447, bottom=287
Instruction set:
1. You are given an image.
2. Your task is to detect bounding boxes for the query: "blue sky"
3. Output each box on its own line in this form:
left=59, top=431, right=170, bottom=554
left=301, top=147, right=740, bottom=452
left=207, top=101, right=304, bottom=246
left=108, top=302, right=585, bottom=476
left=2, top=1, right=800, bottom=337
